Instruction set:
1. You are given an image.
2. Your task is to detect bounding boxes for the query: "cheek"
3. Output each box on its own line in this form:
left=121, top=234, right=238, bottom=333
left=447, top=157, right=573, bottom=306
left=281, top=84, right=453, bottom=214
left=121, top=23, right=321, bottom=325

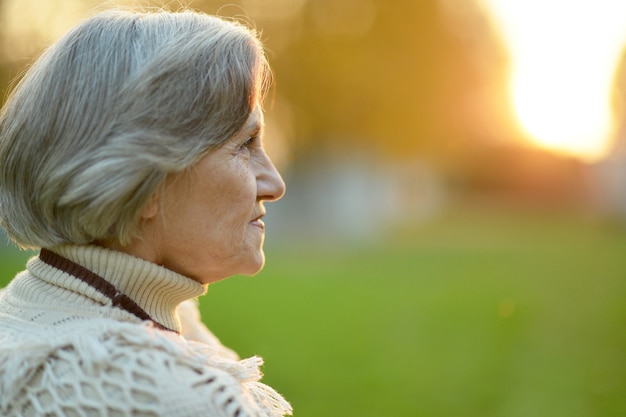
left=209, top=182, right=257, bottom=243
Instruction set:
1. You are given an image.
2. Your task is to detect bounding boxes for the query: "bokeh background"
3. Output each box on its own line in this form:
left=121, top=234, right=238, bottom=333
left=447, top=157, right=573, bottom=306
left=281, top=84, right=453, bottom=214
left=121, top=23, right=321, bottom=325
left=1, top=1, right=625, bottom=416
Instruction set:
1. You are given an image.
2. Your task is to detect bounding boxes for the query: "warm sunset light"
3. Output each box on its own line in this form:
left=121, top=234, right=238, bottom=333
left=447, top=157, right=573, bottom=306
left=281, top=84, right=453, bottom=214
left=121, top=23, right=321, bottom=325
left=0, top=0, right=88, bottom=61
left=477, top=0, right=626, bottom=162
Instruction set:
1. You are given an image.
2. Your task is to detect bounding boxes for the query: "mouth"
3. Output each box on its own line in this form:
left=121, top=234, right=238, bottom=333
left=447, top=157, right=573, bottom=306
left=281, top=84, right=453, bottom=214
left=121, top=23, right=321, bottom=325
left=250, top=213, right=266, bottom=230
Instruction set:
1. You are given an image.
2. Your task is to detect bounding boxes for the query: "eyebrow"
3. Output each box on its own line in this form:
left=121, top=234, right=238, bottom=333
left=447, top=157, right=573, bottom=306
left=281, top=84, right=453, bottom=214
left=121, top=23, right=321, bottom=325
left=240, top=108, right=264, bottom=138
left=247, top=116, right=264, bottom=135
left=249, top=124, right=262, bottom=137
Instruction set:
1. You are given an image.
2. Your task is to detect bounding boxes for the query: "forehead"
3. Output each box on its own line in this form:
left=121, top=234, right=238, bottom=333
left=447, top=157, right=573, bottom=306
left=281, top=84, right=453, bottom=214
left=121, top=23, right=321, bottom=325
left=244, top=106, right=264, bottom=130
left=219, top=106, right=264, bottom=147
left=217, top=107, right=263, bottom=148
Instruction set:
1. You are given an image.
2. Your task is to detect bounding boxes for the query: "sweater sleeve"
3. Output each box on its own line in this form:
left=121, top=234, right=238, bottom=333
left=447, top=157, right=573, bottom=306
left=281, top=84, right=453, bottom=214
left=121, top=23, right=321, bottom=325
left=1, top=321, right=292, bottom=417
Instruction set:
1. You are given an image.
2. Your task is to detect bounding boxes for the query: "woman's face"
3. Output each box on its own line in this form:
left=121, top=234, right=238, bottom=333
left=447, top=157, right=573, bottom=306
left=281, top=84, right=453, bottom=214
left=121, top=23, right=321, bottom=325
left=129, top=107, right=285, bottom=284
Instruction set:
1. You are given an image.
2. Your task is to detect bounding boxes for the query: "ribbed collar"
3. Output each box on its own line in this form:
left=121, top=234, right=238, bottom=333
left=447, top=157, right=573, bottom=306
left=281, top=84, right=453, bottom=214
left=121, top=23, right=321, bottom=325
left=36, top=244, right=207, bottom=333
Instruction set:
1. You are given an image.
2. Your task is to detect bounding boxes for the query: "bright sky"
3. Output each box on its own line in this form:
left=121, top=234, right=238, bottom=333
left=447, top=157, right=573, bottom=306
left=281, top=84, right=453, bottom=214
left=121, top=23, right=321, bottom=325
left=477, top=0, right=626, bottom=162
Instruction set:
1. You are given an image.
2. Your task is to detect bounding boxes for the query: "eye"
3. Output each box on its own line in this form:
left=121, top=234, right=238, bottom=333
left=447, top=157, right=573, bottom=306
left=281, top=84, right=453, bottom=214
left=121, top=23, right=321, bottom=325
left=237, top=123, right=262, bottom=156
left=241, top=137, right=254, bottom=150
left=239, top=134, right=259, bottom=153
left=239, top=139, right=251, bottom=154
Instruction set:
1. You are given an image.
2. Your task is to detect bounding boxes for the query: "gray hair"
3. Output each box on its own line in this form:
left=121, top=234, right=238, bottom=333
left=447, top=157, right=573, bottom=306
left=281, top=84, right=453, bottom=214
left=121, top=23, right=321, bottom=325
left=0, top=9, right=271, bottom=248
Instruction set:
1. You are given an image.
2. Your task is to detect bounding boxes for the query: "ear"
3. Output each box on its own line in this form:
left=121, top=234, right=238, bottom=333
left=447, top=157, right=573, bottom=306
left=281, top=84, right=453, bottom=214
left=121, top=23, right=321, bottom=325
left=140, top=192, right=160, bottom=220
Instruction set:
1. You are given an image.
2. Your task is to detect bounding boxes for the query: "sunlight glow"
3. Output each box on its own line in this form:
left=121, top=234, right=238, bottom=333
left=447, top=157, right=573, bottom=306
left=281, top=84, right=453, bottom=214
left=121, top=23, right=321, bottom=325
left=0, top=0, right=87, bottom=61
left=477, top=0, right=626, bottom=161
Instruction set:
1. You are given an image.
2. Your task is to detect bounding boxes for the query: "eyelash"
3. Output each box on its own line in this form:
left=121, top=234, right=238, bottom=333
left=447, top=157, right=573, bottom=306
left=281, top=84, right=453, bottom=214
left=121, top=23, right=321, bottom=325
left=240, top=135, right=258, bottom=151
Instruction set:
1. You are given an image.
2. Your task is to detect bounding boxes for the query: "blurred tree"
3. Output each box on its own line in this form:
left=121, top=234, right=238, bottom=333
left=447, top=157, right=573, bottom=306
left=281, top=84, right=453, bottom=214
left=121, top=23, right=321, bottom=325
left=268, top=0, right=510, bottom=161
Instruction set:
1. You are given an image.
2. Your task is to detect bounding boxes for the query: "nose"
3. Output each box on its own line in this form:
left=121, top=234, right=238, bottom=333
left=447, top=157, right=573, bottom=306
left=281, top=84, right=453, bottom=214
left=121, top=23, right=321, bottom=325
left=256, top=150, right=286, bottom=202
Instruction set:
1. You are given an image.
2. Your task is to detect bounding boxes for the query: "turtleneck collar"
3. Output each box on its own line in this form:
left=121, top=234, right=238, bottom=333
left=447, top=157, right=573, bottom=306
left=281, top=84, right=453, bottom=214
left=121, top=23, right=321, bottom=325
left=37, top=244, right=207, bottom=333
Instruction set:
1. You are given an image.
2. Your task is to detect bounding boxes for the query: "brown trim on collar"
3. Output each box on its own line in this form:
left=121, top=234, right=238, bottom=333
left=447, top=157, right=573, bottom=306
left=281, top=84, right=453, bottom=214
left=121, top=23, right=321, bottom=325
left=39, top=248, right=177, bottom=334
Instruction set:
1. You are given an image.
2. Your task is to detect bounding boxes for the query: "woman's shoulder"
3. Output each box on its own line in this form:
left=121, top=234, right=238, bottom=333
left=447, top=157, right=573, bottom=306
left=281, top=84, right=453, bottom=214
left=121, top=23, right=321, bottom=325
left=0, top=319, right=291, bottom=417
left=178, top=298, right=241, bottom=361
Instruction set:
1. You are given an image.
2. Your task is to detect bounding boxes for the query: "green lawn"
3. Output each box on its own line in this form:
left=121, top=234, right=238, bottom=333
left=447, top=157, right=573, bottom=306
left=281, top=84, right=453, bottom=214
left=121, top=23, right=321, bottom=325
left=1, top=206, right=625, bottom=417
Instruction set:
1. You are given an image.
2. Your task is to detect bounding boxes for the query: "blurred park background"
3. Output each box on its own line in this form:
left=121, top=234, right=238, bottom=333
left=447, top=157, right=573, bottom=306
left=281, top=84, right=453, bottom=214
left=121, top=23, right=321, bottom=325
left=1, top=0, right=625, bottom=416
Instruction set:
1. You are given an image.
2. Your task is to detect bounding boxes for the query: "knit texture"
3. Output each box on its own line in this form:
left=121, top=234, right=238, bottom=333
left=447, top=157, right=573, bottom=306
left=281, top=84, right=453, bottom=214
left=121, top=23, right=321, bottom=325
left=0, top=245, right=292, bottom=417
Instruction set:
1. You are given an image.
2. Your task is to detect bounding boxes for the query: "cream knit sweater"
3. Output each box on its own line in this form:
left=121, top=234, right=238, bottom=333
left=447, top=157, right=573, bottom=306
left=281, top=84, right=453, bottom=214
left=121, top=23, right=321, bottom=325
left=0, top=245, right=292, bottom=417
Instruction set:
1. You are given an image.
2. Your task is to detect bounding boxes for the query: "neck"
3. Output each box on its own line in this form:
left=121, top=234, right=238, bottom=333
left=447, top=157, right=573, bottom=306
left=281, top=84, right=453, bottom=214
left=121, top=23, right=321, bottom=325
left=40, top=244, right=207, bottom=333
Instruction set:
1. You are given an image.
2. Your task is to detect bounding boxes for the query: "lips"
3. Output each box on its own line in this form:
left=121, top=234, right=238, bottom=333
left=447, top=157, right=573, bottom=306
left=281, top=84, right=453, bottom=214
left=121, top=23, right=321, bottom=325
left=250, top=213, right=266, bottom=229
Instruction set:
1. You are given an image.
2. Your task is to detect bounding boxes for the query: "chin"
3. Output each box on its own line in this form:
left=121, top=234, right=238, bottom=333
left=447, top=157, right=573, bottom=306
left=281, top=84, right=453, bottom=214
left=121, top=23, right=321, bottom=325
left=240, top=251, right=266, bottom=276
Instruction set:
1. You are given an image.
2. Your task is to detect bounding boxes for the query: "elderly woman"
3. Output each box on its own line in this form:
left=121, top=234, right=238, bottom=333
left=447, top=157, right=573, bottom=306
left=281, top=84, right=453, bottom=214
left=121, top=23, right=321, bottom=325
left=0, top=8, right=290, bottom=417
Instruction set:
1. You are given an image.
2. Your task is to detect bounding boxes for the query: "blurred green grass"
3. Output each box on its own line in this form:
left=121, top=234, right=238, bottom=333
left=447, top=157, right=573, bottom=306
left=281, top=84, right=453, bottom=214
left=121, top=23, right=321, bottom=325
left=1, top=205, right=625, bottom=417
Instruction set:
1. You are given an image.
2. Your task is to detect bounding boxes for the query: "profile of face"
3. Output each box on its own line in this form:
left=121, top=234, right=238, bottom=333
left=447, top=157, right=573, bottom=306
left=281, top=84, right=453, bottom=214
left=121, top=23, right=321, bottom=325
left=121, top=106, right=285, bottom=284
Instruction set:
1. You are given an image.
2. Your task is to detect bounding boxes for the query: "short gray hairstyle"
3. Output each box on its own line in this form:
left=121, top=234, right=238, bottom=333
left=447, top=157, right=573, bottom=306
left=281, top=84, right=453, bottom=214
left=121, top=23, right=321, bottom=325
left=0, top=9, right=272, bottom=248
